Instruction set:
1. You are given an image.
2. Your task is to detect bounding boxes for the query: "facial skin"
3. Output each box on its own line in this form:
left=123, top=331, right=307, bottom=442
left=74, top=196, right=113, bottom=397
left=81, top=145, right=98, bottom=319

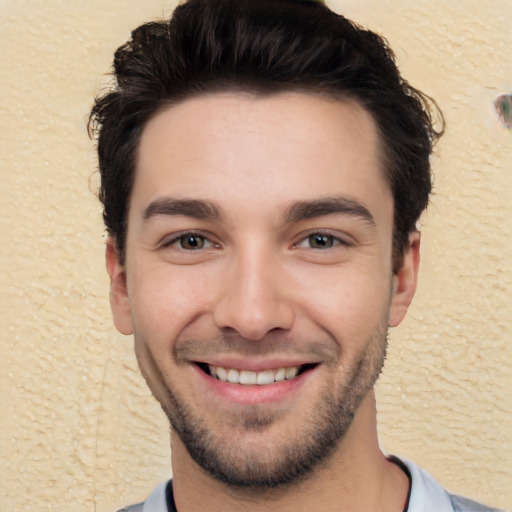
left=107, top=92, right=419, bottom=495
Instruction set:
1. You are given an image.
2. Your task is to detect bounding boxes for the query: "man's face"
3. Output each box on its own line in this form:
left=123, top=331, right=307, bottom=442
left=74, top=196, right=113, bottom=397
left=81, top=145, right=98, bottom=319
left=107, top=92, right=418, bottom=487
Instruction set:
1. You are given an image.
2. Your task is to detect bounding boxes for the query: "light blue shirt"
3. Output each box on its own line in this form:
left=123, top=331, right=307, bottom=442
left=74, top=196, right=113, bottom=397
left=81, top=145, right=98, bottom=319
left=120, top=458, right=503, bottom=512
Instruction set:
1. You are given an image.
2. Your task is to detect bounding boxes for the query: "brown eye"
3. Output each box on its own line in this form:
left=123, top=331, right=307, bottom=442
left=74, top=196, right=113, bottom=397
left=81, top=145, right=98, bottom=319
left=179, top=234, right=206, bottom=250
left=308, top=233, right=335, bottom=249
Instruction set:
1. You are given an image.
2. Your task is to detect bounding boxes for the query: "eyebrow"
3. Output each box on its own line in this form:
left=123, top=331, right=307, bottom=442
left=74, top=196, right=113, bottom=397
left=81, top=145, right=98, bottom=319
left=286, top=196, right=375, bottom=225
left=143, top=198, right=222, bottom=221
left=142, top=196, right=375, bottom=225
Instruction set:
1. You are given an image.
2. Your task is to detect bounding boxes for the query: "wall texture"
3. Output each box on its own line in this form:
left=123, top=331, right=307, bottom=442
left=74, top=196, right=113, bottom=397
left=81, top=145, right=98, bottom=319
left=1, top=1, right=510, bottom=511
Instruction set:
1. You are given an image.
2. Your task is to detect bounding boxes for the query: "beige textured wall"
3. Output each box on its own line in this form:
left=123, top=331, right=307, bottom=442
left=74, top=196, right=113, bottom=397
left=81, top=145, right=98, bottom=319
left=1, top=1, right=510, bottom=511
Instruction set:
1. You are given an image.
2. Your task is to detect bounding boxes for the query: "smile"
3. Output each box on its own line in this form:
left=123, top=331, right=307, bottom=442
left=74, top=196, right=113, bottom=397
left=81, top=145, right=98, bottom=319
left=205, top=364, right=316, bottom=385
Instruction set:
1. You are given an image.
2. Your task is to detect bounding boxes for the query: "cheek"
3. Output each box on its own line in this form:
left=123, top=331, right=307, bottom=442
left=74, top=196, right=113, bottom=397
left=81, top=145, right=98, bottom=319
left=298, top=264, right=391, bottom=341
left=127, top=265, right=214, bottom=344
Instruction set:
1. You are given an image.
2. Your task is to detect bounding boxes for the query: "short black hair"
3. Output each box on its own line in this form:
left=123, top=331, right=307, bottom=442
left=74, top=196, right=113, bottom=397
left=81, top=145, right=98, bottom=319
left=89, top=0, right=443, bottom=269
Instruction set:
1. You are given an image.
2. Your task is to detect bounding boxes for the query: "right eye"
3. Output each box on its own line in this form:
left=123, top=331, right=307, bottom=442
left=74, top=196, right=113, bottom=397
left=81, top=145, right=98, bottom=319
left=176, top=233, right=207, bottom=250
left=161, top=232, right=218, bottom=251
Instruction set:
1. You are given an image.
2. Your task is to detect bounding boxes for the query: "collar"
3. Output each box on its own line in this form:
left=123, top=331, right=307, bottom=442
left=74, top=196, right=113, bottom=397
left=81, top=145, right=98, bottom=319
left=142, top=481, right=168, bottom=512
left=399, top=457, right=454, bottom=512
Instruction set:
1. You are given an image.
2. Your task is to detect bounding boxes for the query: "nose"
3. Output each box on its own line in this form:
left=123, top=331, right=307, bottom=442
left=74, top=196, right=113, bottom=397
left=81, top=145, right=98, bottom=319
left=213, top=246, right=295, bottom=340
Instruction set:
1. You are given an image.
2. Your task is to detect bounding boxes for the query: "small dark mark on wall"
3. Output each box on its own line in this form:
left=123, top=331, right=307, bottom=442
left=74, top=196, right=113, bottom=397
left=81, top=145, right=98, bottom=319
left=494, top=93, right=512, bottom=129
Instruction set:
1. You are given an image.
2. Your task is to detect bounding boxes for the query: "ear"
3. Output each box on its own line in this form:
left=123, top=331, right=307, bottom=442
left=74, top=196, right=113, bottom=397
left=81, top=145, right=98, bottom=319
left=388, top=231, right=421, bottom=327
left=105, top=238, right=134, bottom=335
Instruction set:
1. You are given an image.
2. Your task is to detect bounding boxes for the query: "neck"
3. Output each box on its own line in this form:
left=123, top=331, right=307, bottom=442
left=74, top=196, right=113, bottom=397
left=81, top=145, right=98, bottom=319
left=170, top=391, right=409, bottom=512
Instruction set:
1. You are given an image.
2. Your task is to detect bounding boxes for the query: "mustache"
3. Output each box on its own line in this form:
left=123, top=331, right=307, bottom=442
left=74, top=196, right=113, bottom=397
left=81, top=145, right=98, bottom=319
left=172, top=332, right=340, bottom=364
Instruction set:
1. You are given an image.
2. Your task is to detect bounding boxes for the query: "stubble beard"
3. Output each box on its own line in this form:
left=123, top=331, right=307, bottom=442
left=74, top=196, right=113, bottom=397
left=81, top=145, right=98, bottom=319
left=144, top=319, right=389, bottom=491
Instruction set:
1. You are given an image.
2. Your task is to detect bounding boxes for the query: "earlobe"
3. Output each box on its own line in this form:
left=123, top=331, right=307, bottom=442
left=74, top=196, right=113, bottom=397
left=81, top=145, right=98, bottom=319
left=105, top=238, right=134, bottom=335
left=388, top=232, right=421, bottom=327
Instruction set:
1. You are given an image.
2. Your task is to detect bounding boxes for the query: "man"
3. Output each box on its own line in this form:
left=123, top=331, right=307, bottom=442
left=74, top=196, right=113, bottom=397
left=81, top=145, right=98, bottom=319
left=89, top=0, right=502, bottom=510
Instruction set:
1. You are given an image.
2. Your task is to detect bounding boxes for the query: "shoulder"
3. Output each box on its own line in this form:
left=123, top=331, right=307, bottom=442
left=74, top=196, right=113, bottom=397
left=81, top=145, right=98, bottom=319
left=114, top=480, right=170, bottom=512
left=115, top=504, right=144, bottom=512
left=449, top=493, right=505, bottom=512
left=397, top=457, right=505, bottom=512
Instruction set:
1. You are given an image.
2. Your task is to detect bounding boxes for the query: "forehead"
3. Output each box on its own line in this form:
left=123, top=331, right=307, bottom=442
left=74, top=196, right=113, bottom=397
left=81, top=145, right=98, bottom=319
left=132, top=92, right=391, bottom=223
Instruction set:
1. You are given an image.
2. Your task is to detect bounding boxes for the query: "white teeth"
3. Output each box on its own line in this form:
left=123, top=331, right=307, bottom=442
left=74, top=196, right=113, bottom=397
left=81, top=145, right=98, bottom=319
left=274, top=367, right=286, bottom=382
left=227, top=368, right=239, bottom=383
left=208, top=365, right=303, bottom=385
left=256, top=370, right=275, bottom=385
left=239, top=370, right=257, bottom=385
left=285, top=366, right=299, bottom=380
left=216, top=366, right=227, bottom=381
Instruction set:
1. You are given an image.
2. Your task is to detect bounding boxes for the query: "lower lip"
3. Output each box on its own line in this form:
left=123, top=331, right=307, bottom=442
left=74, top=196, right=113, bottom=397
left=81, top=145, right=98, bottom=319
left=191, top=364, right=316, bottom=405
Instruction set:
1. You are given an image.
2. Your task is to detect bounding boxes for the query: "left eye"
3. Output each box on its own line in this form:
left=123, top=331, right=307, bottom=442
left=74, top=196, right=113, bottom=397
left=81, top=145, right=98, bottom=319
left=308, top=233, right=335, bottom=249
left=296, top=233, right=344, bottom=249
